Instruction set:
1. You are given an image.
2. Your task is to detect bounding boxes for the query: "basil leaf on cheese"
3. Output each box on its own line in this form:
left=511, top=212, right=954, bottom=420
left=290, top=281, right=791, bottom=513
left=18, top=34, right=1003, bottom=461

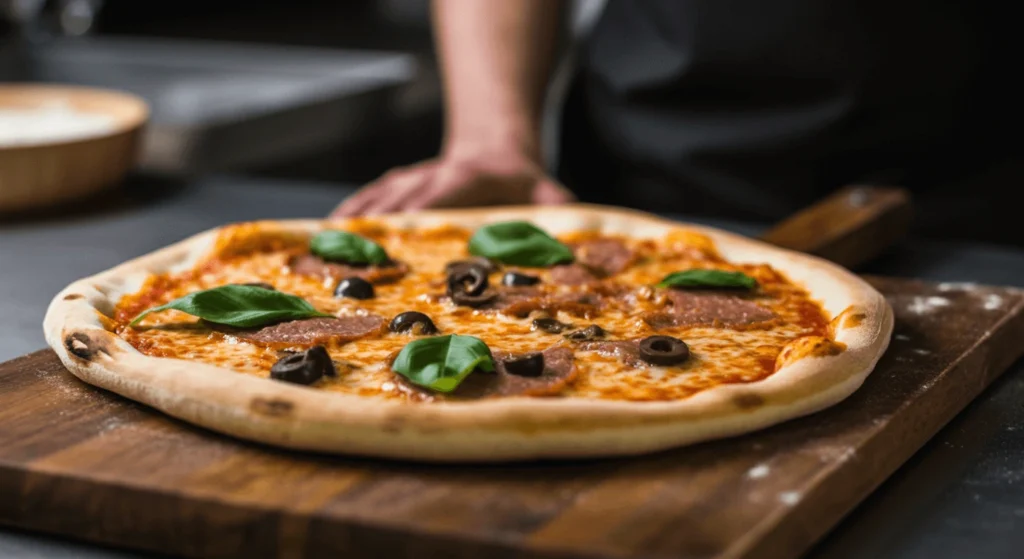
left=310, top=230, right=390, bottom=265
left=468, top=221, right=573, bottom=267
left=656, top=269, right=758, bottom=290
left=392, top=334, right=495, bottom=392
left=129, top=285, right=333, bottom=328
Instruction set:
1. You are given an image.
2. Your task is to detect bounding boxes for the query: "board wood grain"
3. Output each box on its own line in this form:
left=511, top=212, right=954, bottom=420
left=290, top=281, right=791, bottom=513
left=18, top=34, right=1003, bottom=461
left=1, top=278, right=1021, bottom=559
left=761, top=186, right=913, bottom=269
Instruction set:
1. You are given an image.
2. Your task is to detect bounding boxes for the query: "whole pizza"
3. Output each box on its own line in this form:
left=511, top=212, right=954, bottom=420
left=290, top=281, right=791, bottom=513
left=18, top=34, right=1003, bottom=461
left=44, top=205, right=893, bottom=461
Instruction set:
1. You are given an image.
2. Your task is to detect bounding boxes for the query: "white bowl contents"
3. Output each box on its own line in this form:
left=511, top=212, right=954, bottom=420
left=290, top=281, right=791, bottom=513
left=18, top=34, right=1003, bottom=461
left=0, top=100, right=118, bottom=147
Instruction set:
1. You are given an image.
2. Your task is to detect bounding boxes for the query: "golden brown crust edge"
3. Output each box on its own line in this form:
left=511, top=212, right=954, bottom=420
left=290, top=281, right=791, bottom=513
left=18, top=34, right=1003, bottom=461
left=43, top=204, right=893, bottom=462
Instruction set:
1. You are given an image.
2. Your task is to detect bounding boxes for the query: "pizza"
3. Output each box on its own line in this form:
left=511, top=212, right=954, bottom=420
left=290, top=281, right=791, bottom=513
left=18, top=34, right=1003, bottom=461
left=44, top=205, right=893, bottom=461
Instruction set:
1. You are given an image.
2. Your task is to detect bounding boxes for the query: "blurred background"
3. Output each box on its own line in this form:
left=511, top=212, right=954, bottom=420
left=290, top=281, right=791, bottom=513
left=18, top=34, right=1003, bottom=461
left=0, top=0, right=1018, bottom=246
left=0, top=0, right=600, bottom=184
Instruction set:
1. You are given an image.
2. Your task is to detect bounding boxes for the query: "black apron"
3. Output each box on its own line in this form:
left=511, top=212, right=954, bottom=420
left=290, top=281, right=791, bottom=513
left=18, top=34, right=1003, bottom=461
left=557, top=0, right=1020, bottom=243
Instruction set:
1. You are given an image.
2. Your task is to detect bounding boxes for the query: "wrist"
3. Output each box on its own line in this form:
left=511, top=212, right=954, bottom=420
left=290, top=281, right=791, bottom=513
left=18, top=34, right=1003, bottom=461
left=443, top=115, right=542, bottom=165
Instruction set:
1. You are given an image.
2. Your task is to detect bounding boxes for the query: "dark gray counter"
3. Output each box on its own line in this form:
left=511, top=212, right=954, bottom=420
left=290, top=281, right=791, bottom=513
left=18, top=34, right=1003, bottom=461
left=1, top=175, right=1021, bottom=558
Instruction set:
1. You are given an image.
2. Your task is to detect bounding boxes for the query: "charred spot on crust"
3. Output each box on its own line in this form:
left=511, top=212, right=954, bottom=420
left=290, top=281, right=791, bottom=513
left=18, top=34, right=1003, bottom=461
left=844, top=312, right=867, bottom=329
left=814, top=339, right=845, bottom=357
left=64, top=331, right=111, bottom=360
left=63, top=294, right=84, bottom=301
left=250, top=397, right=295, bottom=418
left=733, top=393, right=765, bottom=409
left=380, top=415, right=406, bottom=433
left=830, top=305, right=865, bottom=334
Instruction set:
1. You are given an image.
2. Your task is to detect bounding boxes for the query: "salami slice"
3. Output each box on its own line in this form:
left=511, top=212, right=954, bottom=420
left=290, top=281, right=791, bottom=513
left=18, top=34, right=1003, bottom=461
left=288, top=254, right=408, bottom=284
left=574, top=239, right=636, bottom=276
left=578, top=340, right=646, bottom=367
left=214, top=315, right=385, bottom=346
left=550, top=263, right=599, bottom=285
left=646, top=291, right=775, bottom=328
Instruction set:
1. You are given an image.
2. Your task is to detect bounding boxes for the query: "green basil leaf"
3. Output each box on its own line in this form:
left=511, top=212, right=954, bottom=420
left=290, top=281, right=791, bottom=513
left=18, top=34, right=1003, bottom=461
left=310, top=230, right=390, bottom=265
left=392, top=334, right=495, bottom=392
left=129, top=285, right=333, bottom=328
left=468, top=221, right=574, bottom=267
left=656, top=269, right=758, bottom=290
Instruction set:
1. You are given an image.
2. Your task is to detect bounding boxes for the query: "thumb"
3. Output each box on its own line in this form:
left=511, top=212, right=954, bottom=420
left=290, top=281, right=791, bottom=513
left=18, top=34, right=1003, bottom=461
left=532, top=178, right=577, bottom=205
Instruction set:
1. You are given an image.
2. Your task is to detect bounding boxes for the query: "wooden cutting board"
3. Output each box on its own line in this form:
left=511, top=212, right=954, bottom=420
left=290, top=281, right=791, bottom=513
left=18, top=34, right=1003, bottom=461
left=1, top=277, right=1021, bottom=559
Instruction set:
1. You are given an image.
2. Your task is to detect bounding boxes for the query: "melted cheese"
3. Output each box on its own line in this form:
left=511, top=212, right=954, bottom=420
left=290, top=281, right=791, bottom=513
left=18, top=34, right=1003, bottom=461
left=114, top=224, right=832, bottom=402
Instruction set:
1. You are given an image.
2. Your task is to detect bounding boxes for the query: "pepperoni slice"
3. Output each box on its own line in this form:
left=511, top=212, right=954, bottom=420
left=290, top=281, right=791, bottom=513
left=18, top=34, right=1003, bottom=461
left=213, top=316, right=385, bottom=347
left=288, top=254, right=408, bottom=284
left=578, top=340, right=646, bottom=367
left=550, top=263, right=599, bottom=285
left=645, top=291, right=775, bottom=328
left=549, top=239, right=636, bottom=285
left=574, top=239, right=636, bottom=276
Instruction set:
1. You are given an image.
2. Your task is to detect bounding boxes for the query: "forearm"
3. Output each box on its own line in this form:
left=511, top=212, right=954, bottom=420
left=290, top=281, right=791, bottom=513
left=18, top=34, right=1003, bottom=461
left=433, top=0, right=564, bottom=161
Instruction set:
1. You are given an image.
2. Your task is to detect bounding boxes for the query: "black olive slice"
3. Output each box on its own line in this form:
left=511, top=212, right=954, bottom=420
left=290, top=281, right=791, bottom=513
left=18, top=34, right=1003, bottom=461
left=309, top=346, right=338, bottom=377
left=502, top=352, right=545, bottom=377
left=638, top=335, right=690, bottom=366
left=238, top=282, right=275, bottom=290
left=564, top=324, right=606, bottom=341
left=451, top=289, right=498, bottom=308
left=445, top=256, right=498, bottom=274
left=389, top=311, right=439, bottom=335
left=270, top=345, right=336, bottom=384
left=447, top=265, right=489, bottom=297
left=532, top=317, right=571, bottom=334
left=502, top=271, right=541, bottom=287
left=334, top=277, right=375, bottom=299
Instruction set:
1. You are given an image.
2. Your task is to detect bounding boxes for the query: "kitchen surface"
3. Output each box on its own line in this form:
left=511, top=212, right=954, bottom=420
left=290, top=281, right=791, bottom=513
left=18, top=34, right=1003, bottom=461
left=1, top=1, right=1022, bottom=558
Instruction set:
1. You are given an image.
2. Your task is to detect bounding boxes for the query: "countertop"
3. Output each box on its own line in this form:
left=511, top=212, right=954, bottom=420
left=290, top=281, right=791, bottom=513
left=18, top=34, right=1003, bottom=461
left=1, top=175, right=1021, bottom=559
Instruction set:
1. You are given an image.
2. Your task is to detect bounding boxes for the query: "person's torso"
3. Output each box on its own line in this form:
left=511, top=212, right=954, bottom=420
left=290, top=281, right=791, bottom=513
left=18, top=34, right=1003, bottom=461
left=559, top=0, right=1014, bottom=222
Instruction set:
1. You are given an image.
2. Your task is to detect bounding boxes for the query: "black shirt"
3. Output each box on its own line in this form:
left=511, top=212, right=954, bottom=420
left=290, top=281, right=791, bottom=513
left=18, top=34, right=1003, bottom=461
left=557, top=0, right=1019, bottom=240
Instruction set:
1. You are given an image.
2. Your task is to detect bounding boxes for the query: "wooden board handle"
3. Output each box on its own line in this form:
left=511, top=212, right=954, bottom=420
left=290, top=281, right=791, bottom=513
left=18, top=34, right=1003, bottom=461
left=760, top=186, right=913, bottom=269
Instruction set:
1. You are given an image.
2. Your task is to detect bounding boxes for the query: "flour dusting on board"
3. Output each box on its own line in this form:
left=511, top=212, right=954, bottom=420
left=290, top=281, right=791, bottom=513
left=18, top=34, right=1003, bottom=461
left=817, top=446, right=857, bottom=463
left=937, top=282, right=978, bottom=292
left=905, top=296, right=951, bottom=315
left=983, top=294, right=1004, bottom=310
left=35, top=367, right=97, bottom=400
left=932, top=282, right=1015, bottom=312
left=747, top=464, right=770, bottom=479
left=778, top=491, right=801, bottom=505
left=98, top=416, right=127, bottom=434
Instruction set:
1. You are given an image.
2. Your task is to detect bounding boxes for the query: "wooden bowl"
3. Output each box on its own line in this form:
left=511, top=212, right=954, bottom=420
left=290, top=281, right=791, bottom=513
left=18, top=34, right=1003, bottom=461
left=0, top=84, right=149, bottom=214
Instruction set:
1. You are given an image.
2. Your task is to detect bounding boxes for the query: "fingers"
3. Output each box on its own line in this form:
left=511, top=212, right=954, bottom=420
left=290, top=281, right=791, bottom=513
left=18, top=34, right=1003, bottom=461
left=330, top=185, right=380, bottom=218
left=330, top=159, right=574, bottom=219
left=361, top=170, right=433, bottom=215
left=330, top=162, right=436, bottom=218
left=405, top=165, right=496, bottom=209
left=532, top=178, right=577, bottom=205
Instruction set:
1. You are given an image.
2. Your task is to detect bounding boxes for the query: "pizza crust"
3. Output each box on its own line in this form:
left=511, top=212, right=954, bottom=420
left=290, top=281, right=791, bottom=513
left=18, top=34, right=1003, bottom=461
left=44, top=204, right=893, bottom=461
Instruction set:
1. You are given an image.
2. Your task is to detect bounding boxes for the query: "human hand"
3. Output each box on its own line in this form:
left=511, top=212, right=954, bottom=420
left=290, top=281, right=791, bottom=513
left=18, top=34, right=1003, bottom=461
left=330, top=148, right=575, bottom=217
